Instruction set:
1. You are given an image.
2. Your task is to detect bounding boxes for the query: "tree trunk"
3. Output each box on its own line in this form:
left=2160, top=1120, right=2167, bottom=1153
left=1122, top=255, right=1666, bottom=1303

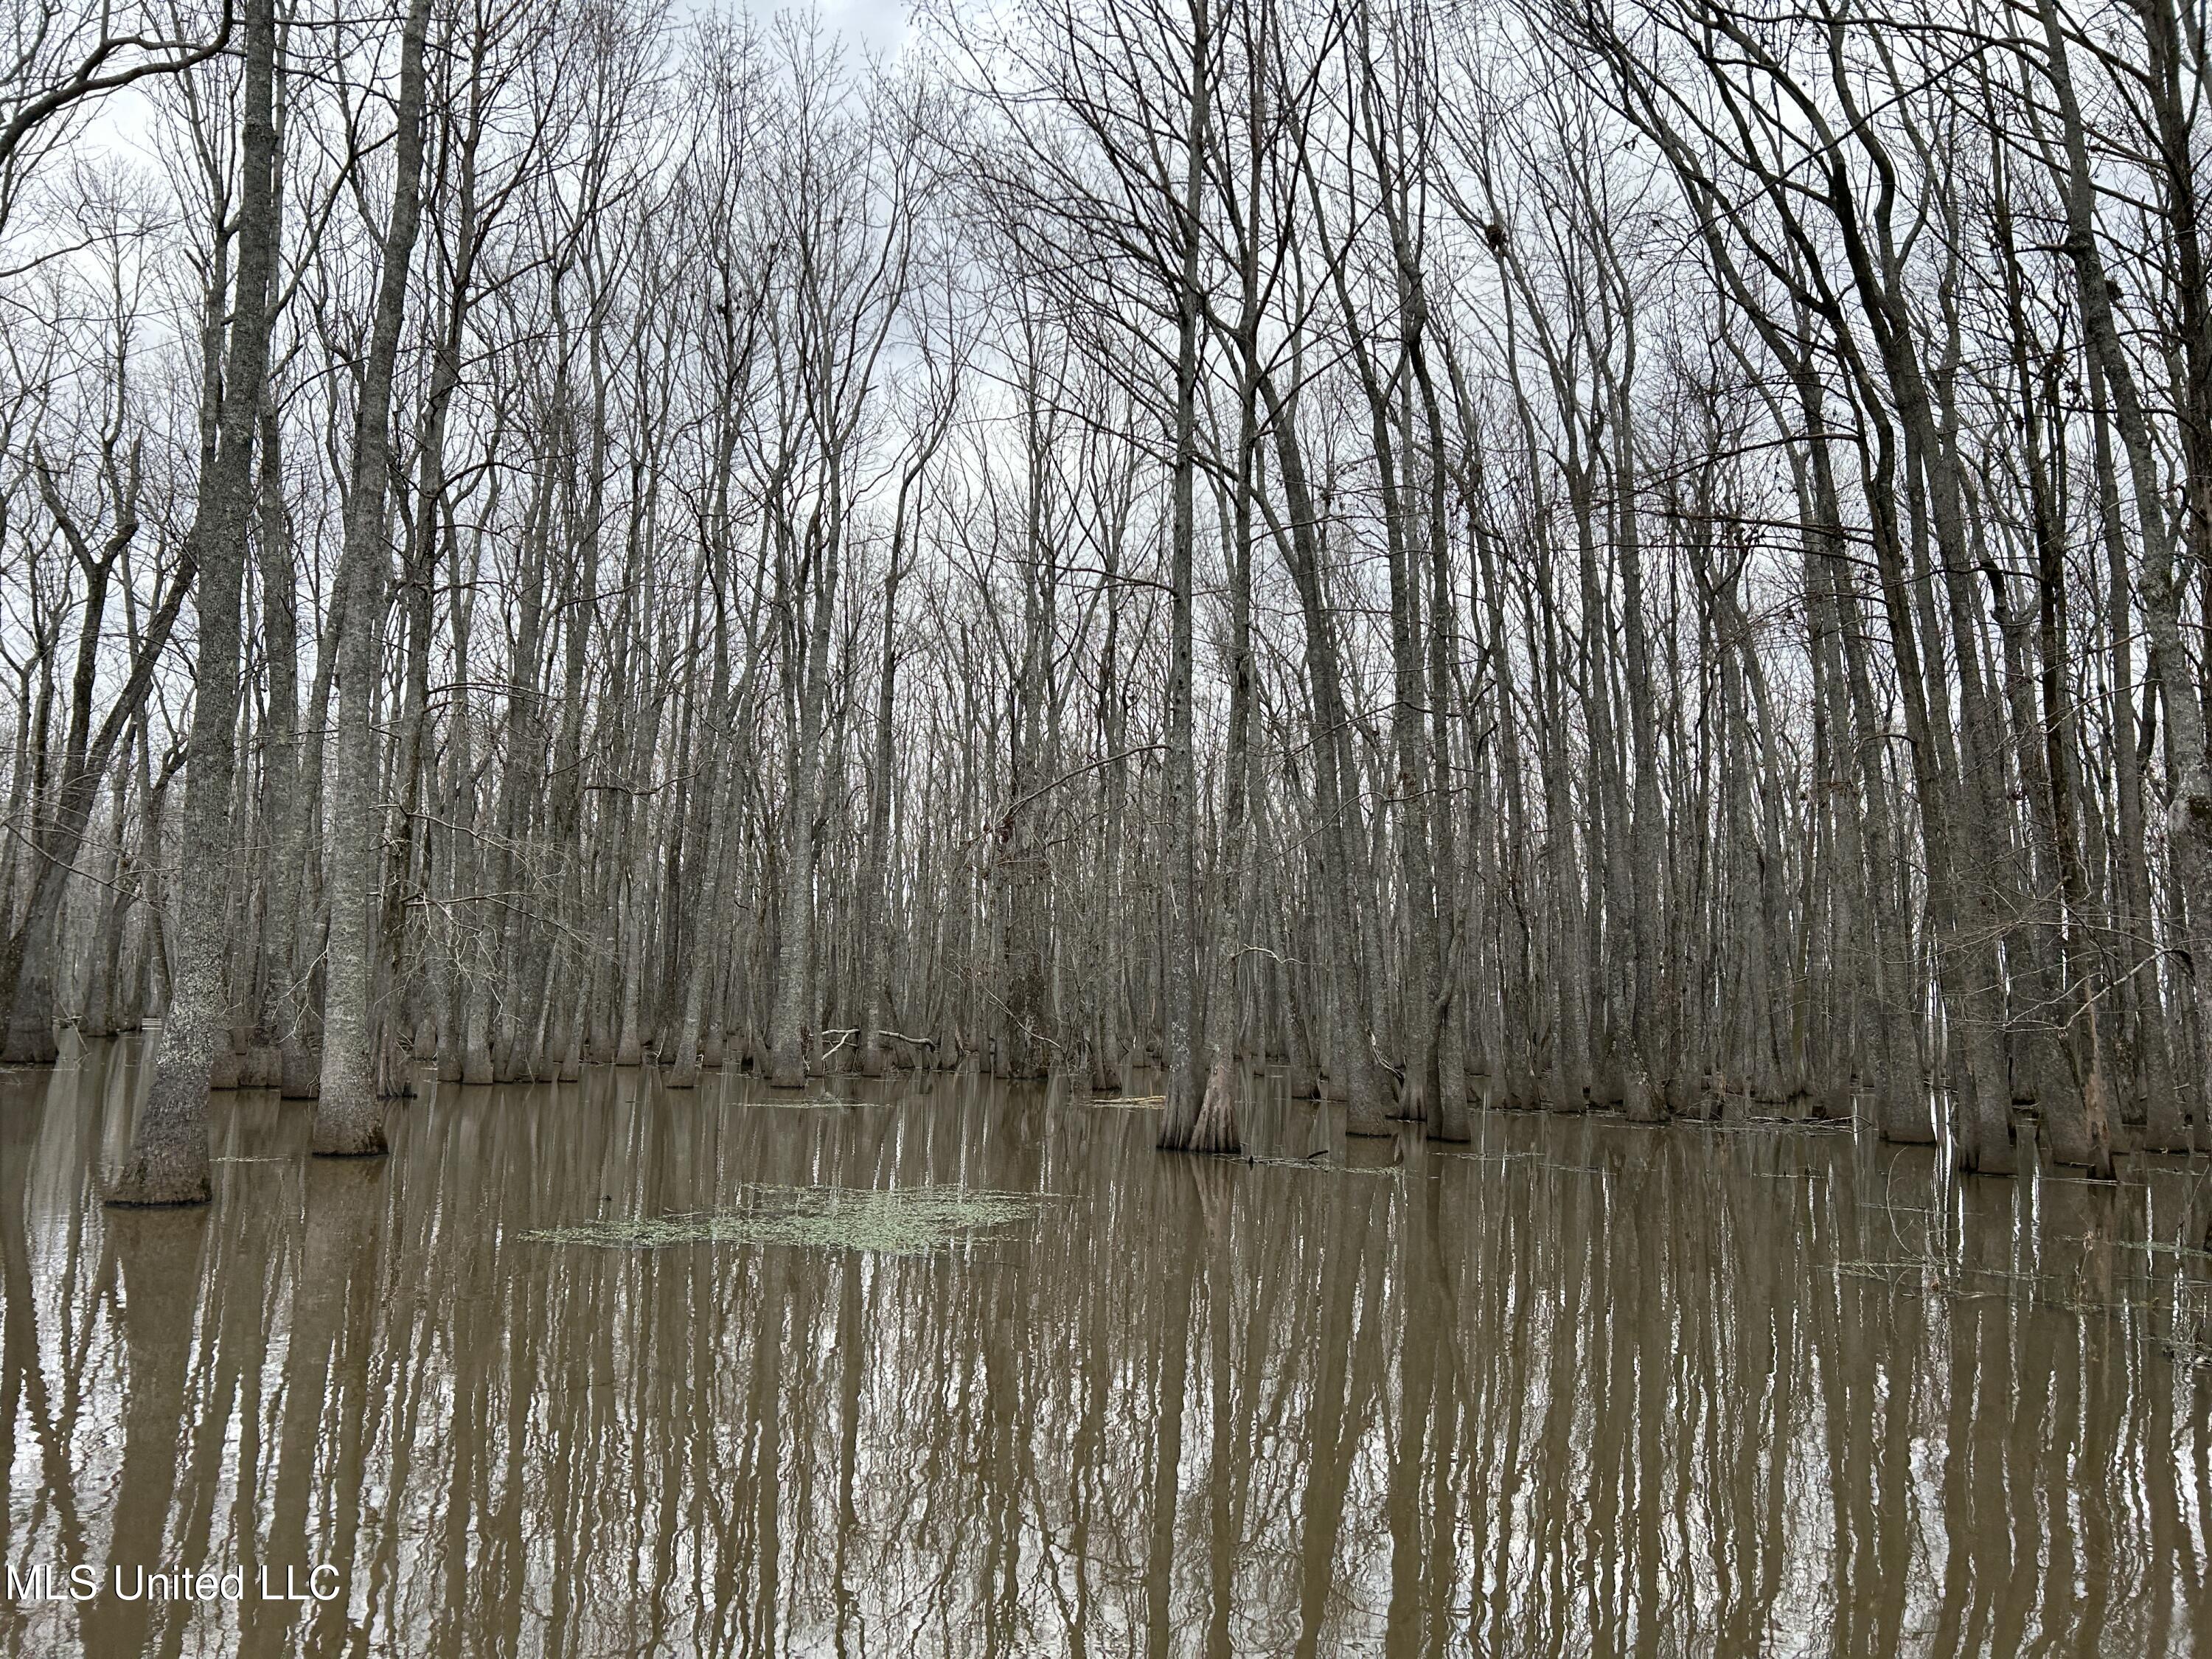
left=313, top=0, right=431, bottom=1156
left=109, top=0, right=281, bottom=1206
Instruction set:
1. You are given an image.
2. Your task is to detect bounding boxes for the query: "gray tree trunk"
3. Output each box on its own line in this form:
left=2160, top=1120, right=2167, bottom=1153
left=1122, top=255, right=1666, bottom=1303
left=109, top=0, right=282, bottom=1206
left=313, top=0, right=431, bottom=1155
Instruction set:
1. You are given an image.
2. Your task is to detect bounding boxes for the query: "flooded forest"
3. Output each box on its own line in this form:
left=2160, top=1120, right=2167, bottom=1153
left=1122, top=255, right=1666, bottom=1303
left=3, top=0, right=2211, bottom=1652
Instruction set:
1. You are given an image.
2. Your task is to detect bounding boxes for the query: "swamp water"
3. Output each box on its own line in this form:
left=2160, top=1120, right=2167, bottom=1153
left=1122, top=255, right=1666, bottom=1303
left=3, top=1034, right=2208, bottom=1657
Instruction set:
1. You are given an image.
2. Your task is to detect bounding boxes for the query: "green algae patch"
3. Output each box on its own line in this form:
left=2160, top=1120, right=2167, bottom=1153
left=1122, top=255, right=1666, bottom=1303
left=521, top=1183, right=1042, bottom=1256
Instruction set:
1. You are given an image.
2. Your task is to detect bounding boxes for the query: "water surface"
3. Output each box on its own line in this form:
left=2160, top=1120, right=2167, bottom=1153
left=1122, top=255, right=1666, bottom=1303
left=4, top=1037, right=2208, bottom=1655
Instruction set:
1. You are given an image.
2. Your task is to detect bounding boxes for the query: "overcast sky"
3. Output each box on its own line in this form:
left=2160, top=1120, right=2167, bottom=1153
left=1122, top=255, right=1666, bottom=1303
left=751, top=0, right=912, bottom=52
left=69, top=0, right=921, bottom=179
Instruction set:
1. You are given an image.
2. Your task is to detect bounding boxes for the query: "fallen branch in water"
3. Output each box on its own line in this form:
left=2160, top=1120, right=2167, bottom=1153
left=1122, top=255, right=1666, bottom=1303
left=817, top=1028, right=939, bottom=1048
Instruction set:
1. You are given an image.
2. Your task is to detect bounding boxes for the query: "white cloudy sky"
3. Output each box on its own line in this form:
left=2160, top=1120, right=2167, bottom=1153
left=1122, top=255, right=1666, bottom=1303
left=69, top=0, right=920, bottom=178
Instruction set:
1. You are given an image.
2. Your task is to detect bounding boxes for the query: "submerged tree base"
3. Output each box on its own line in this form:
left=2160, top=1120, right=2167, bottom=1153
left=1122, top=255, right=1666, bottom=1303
left=1157, top=1059, right=1241, bottom=1155
left=313, top=1127, right=389, bottom=1158
left=106, top=1154, right=211, bottom=1207
left=107, top=1071, right=213, bottom=1206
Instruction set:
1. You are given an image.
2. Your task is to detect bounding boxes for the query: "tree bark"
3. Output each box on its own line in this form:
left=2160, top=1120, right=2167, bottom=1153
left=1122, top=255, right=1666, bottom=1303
left=313, top=0, right=432, bottom=1155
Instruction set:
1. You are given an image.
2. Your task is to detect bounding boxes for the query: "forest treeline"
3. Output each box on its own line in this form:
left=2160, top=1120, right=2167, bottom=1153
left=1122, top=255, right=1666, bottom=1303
left=1, top=0, right=2205, bottom=1200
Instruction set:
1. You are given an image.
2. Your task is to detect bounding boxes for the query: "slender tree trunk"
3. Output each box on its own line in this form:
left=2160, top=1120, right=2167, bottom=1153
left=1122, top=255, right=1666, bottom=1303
left=1156, top=0, right=1211, bottom=1144
left=109, top=0, right=281, bottom=1206
left=313, top=0, right=431, bottom=1156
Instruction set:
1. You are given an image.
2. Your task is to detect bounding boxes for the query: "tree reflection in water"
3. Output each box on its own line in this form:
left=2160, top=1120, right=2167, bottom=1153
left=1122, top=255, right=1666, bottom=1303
left=4, top=1034, right=2206, bottom=1656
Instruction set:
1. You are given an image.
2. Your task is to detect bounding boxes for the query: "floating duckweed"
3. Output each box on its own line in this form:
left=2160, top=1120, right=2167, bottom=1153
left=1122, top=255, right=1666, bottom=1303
left=1237, top=1154, right=1401, bottom=1178
left=2119, top=1240, right=2212, bottom=1262
left=2163, top=1338, right=2212, bottom=1371
left=1709, top=1116, right=1855, bottom=1134
left=521, top=1183, right=1042, bottom=1256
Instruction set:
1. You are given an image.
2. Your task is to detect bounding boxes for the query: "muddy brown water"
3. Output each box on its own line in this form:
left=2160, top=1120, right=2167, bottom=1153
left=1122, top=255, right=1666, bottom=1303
left=4, top=1036, right=2208, bottom=1657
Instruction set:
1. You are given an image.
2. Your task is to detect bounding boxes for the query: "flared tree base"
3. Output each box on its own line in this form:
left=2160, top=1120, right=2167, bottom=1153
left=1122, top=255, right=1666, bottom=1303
left=313, top=1085, right=389, bottom=1158
left=1158, top=1058, right=1240, bottom=1155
